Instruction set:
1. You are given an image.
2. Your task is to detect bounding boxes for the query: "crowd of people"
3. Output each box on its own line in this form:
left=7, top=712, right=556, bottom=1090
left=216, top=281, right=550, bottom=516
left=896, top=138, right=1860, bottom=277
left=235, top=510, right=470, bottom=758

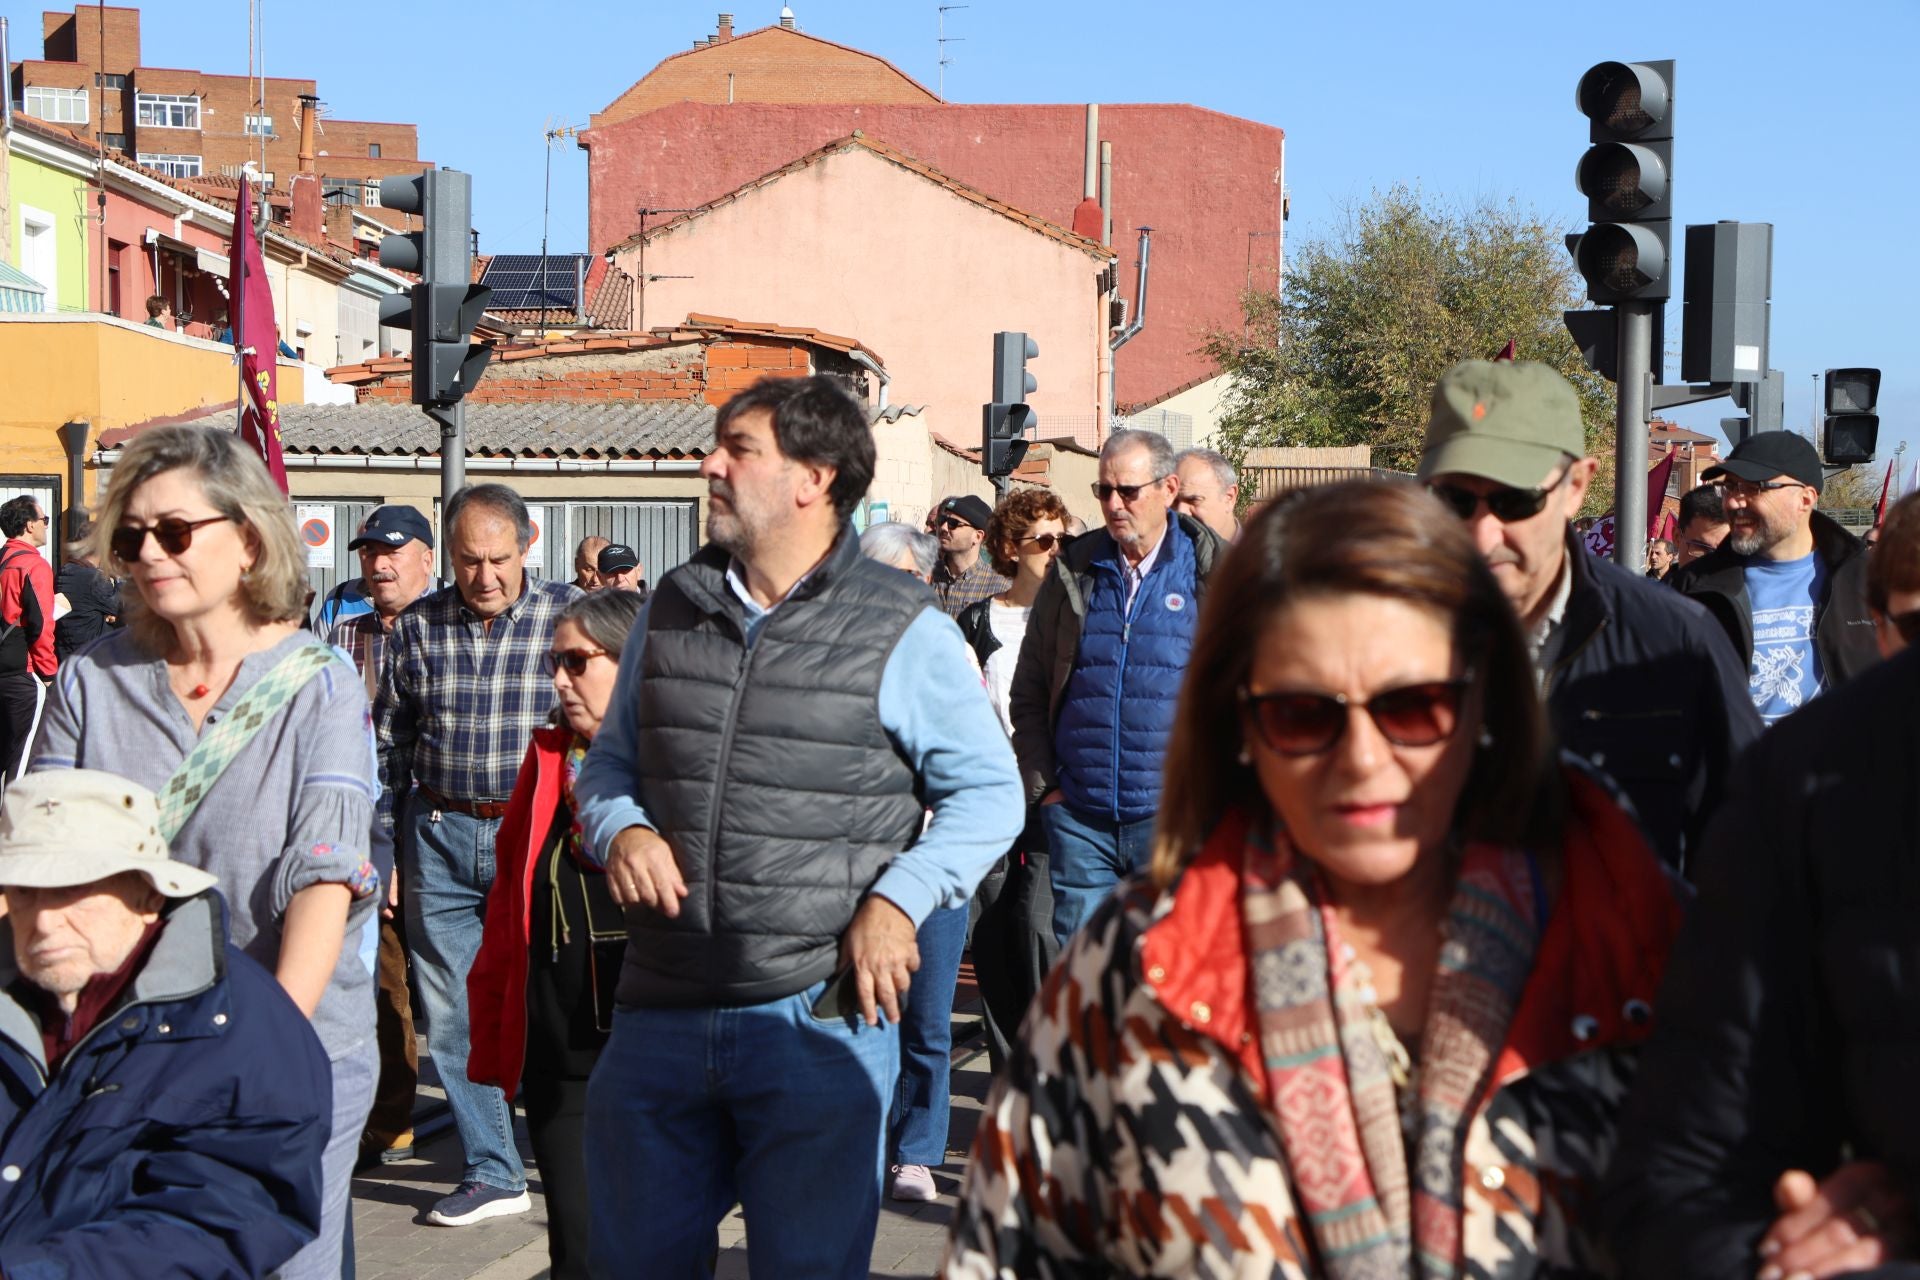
left=0, top=354, right=1910, bottom=1280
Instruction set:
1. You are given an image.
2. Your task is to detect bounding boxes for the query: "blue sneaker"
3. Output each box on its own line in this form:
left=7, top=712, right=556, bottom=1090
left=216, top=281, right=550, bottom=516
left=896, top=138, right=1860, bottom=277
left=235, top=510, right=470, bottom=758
left=427, top=1180, right=531, bottom=1227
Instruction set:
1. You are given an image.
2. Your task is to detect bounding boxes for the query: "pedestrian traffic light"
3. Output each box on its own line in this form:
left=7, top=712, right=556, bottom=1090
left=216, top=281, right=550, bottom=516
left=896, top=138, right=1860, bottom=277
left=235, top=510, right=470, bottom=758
left=1823, top=367, right=1881, bottom=466
left=377, top=168, right=494, bottom=406
left=1573, top=60, right=1675, bottom=303
left=983, top=331, right=1037, bottom=479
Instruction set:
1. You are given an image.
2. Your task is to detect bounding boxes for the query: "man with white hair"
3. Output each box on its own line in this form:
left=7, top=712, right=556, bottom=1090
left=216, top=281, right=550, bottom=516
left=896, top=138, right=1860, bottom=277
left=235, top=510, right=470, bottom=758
left=1172, top=447, right=1242, bottom=542
left=1009, top=429, right=1227, bottom=945
left=0, top=770, right=331, bottom=1277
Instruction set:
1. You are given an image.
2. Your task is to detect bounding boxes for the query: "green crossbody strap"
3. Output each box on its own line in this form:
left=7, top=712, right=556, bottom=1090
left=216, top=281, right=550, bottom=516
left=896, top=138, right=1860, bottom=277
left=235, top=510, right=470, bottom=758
left=157, top=641, right=340, bottom=842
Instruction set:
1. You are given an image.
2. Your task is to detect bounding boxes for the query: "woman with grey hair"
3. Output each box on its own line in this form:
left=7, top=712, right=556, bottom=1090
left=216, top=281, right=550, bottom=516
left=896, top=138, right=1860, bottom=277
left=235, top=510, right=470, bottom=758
left=30, top=425, right=379, bottom=1280
left=468, top=587, right=646, bottom=1279
left=860, top=521, right=940, bottom=582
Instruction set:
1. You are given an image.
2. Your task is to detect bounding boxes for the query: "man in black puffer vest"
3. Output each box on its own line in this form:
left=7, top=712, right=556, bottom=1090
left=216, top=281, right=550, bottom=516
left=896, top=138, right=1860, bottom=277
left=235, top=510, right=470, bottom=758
left=575, top=376, right=1022, bottom=1277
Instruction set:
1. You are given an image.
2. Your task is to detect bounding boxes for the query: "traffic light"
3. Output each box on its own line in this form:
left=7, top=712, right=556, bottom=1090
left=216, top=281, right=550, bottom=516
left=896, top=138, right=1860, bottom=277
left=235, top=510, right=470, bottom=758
left=377, top=169, right=493, bottom=406
left=1681, top=221, right=1771, bottom=384
left=983, top=331, right=1038, bottom=479
left=1573, top=60, right=1675, bottom=303
left=1823, top=368, right=1881, bottom=466
left=1722, top=368, right=1784, bottom=444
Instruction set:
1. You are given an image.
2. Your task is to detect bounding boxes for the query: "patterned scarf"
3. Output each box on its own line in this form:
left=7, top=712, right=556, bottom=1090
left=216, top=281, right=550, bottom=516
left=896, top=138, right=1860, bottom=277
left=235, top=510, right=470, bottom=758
left=559, top=735, right=590, bottom=864
left=1243, top=815, right=1542, bottom=1280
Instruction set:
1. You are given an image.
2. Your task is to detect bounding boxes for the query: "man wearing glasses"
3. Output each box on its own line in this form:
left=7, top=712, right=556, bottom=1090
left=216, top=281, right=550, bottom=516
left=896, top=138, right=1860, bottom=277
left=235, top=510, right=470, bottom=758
left=1009, top=429, right=1228, bottom=946
left=1669, top=431, right=1878, bottom=725
left=929, top=495, right=1008, bottom=617
left=0, top=497, right=55, bottom=783
left=1417, top=360, right=1756, bottom=872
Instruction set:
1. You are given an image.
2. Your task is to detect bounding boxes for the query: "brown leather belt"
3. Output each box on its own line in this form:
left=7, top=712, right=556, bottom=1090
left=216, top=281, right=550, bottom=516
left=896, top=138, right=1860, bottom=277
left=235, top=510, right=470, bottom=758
left=415, top=783, right=510, bottom=821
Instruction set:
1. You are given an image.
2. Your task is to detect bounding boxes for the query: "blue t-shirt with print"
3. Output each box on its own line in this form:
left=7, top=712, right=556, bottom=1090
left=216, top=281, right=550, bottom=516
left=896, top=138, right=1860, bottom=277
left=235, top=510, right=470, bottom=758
left=1744, top=552, right=1826, bottom=724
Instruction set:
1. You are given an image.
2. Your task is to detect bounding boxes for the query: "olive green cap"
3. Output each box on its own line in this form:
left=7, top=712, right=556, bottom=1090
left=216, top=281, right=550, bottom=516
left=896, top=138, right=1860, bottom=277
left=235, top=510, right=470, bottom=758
left=1417, top=359, right=1586, bottom=489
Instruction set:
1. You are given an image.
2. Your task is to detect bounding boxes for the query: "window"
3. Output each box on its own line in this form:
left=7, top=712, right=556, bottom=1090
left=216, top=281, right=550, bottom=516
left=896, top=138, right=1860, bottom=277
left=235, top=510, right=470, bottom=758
left=362, top=181, right=381, bottom=207
left=368, top=142, right=381, bottom=158
left=137, top=153, right=202, bottom=178
left=135, top=92, right=200, bottom=129
left=100, top=132, right=128, bottom=151
left=94, top=73, right=126, bottom=90
left=245, top=114, right=274, bottom=137
left=23, top=86, right=88, bottom=125
left=321, top=178, right=361, bottom=206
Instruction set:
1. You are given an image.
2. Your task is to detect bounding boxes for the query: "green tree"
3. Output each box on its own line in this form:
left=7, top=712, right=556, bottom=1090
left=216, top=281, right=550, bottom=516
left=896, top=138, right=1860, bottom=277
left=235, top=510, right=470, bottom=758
left=1204, top=185, right=1619, bottom=512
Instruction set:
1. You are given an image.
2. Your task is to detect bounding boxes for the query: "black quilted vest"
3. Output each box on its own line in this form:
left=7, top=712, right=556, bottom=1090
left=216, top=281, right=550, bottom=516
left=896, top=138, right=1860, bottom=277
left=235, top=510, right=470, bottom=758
left=616, top=530, right=931, bottom=1007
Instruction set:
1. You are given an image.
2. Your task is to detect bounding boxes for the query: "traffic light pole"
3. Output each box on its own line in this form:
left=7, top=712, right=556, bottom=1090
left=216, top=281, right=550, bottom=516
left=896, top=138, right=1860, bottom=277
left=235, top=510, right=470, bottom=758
left=427, top=401, right=466, bottom=547
left=1613, top=300, right=1654, bottom=574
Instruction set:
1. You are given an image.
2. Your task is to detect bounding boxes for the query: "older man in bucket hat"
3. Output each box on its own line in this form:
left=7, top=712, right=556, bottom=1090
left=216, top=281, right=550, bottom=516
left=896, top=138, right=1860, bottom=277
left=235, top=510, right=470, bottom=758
left=0, top=770, right=331, bottom=1279
left=1417, top=359, right=1757, bottom=873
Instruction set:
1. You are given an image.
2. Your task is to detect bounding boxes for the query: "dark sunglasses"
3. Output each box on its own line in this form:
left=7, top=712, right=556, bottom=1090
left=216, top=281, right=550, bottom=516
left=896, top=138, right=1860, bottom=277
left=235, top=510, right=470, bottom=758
left=1428, top=468, right=1570, bottom=524
left=109, top=514, right=234, bottom=562
left=1239, top=677, right=1472, bottom=757
left=1017, top=532, right=1063, bottom=552
left=543, top=646, right=610, bottom=676
left=1888, top=610, right=1920, bottom=646
left=1092, top=476, right=1169, bottom=503
left=936, top=517, right=970, bottom=532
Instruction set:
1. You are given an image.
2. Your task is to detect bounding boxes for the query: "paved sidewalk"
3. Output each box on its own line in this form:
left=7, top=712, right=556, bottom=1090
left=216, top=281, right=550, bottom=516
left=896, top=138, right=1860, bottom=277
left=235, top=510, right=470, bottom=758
left=353, top=980, right=992, bottom=1279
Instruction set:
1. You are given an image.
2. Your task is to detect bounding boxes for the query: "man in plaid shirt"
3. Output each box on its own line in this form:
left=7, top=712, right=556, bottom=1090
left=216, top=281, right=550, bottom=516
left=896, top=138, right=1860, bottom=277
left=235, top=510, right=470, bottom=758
left=374, top=483, right=580, bottom=1228
left=929, top=494, right=1009, bottom=618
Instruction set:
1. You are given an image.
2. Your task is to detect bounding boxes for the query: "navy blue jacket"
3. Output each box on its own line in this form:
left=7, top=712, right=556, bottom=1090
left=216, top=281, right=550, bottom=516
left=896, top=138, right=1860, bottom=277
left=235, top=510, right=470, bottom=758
left=1052, top=520, right=1204, bottom=823
left=0, top=891, right=330, bottom=1280
left=1546, top=532, right=1762, bottom=873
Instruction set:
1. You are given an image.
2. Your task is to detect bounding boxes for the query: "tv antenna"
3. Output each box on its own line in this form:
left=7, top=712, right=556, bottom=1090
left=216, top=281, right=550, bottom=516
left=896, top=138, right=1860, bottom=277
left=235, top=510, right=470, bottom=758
left=938, top=5, right=968, bottom=100
left=538, top=119, right=583, bottom=336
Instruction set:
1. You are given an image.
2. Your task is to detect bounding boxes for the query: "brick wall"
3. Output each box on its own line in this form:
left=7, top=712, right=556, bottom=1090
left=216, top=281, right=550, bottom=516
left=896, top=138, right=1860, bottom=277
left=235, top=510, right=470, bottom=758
left=701, top=339, right=810, bottom=402
left=593, top=26, right=937, bottom=129
left=351, top=337, right=819, bottom=406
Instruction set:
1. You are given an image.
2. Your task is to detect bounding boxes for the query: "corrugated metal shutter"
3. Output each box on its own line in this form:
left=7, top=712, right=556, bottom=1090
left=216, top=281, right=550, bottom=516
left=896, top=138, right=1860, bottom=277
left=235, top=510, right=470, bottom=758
left=545, top=500, right=699, bottom=587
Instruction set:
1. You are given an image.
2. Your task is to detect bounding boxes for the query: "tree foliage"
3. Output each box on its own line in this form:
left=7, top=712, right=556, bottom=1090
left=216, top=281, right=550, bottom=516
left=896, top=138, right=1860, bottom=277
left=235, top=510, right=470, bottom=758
left=1204, top=185, right=1620, bottom=512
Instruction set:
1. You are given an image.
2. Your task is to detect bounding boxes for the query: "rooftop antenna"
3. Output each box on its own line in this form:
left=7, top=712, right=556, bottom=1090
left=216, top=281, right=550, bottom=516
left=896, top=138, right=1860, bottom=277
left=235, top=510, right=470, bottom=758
left=538, top=119, right=583, bottom=337
left=938, top=5, right=967, bottom=100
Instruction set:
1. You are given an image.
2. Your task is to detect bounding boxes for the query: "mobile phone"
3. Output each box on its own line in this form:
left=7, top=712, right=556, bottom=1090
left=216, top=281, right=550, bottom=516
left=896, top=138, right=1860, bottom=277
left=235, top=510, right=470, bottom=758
left=810, top=968, right=860, bottom=1022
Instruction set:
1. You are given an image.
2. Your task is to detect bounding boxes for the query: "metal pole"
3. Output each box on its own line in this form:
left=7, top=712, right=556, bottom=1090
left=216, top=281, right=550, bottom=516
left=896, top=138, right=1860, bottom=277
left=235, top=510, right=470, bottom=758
left=1613, top=300, right=1653, bottom=573
left=440, top=402, right=466, bottom=508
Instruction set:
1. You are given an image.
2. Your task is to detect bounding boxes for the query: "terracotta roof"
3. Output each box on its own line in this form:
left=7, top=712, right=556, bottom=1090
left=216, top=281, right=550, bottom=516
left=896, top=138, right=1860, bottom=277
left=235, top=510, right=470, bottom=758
left=929, top=432, right=1052, bottom=485
left=665, top=312, right=880, bottom=364
left=601, top=24, right=939, bottom=116
left=1651, top=423, right=1719, bottom=446
left=608, top=134, right=1112, bottom=260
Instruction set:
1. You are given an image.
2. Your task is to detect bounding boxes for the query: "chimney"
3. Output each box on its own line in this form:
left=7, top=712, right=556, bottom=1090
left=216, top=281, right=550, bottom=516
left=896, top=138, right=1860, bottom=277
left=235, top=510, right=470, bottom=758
left=716, top=12, right=733, bottom=41
left=296, top=94, right=319, bottom=175
left=290, top=173, right=322, bottom=240
left=323, top=203, right=354, bottom=250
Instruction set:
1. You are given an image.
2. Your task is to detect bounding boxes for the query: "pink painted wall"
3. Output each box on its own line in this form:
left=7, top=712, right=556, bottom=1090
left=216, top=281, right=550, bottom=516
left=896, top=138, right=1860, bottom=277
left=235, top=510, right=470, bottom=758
left=96, top=187, right=230, bottom=327
left=613, top=143, right=1108, bottom=453
left=583, top=101, right=1284, bottom=407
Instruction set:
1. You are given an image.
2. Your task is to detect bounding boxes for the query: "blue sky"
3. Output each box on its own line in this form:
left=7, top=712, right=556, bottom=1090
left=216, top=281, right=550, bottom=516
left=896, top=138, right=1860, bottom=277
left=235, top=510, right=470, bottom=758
left=13, top=0, right=1914, bottom=454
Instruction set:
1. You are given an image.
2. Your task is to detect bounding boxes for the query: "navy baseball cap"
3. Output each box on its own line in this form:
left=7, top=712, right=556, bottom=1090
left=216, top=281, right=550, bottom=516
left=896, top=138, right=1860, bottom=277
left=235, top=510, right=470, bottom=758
left=348, top=505, right=434, bottom=551
left=597, top=543, right=640, bottom=574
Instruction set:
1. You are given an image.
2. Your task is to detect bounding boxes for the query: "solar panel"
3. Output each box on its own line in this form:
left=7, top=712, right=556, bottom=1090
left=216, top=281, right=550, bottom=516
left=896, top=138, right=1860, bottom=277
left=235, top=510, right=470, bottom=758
left=481, top=254, right=592, bottom=311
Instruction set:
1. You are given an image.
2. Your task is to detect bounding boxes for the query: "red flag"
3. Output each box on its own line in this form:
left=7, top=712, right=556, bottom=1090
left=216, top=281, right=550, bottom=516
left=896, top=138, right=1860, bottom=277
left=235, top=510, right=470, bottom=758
left=228, top=177, right=287, bottom=494
left=1493, top=340, right=1516, bottom=362
left=1875, top=457, right=1897, bottom=526
left=1645, top=449, right=1676, bottom=539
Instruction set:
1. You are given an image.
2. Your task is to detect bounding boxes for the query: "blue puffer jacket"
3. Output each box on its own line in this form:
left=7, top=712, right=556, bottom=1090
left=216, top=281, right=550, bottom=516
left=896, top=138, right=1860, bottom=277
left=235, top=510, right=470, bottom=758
left=0, top=891, right=331, bottom=1280
left=1053, top=520, right=1202, bottom=823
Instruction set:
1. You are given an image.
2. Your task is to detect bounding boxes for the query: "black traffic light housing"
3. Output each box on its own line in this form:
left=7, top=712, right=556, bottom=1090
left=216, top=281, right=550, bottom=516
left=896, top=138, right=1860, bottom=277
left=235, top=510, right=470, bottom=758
left=1574, top=60, right=1675, bottom=303
left=984, top=331, right=1038, bottom=479
left=1823, top=367, right=1881, bottom=466
left=377, top=169, right=494, bottom=406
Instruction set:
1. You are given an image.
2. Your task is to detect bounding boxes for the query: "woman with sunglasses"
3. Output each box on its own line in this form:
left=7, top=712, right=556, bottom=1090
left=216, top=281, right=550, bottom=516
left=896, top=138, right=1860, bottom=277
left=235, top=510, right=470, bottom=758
left=945, top=480, right=1685, bottom=1279
left=29, top=425, right=379, bottom=1280
left=954, top=488, right=1070, bottom=1079
left=467, top=587, right=646, bottom=1280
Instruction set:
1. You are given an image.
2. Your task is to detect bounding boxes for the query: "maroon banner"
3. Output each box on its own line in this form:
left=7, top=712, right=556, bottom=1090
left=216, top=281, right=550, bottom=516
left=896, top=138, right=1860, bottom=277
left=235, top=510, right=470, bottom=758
left=228, top=177, right=288, bottom=494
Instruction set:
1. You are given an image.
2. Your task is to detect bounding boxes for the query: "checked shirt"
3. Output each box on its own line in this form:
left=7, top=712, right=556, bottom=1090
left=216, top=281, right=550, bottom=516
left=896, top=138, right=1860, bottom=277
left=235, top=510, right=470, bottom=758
left=374, top=578, right=580, bottom=804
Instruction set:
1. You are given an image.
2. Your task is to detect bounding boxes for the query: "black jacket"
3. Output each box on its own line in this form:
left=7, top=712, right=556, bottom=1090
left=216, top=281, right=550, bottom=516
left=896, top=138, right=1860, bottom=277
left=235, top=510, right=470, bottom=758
left=1545, top=534, right=1761, bottom=872
left=1668, top=509, right=1878, bottom=690
left=956, top=594, right=1002, bottom=670
left=620, top=529, right=935, bottom=1008
left=1602, top=645, right=1920, bottom=1278
left=52, top=561, right=119, bottom=660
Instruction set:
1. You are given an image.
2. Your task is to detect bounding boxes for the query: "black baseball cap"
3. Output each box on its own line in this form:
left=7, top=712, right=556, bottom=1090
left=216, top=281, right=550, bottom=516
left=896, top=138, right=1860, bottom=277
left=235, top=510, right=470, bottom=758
left=597, top=543, right=640, bottom=574
left=937, top=494, right=993, bottom=532
left=1701, top=431, right=1825, bottom=490
left=348, top=505, right=434, bottom=551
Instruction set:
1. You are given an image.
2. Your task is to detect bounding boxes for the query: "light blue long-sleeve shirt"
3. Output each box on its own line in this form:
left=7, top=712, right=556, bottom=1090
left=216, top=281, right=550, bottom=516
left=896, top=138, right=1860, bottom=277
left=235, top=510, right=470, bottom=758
left=575, top=574, right=1023, bottom=927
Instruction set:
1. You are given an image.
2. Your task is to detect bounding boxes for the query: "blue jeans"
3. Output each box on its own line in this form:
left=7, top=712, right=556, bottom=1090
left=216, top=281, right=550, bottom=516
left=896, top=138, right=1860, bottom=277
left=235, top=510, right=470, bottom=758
left=889, top=904, right=967, bottom=1167
left=1044, top=802, right=1157, bottom=949
left=404, top=799, right=525, bottom=1192
left=280, top=1036, right=377, bottom=1280
left=585, top=981, right=900, bottom=1279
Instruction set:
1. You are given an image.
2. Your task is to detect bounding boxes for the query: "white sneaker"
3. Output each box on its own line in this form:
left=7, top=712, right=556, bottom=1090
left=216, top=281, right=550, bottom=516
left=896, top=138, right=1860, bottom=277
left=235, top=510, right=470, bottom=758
left=890, top=1163, right=939, bottom=1202
left=427, top=1180, right=532, bottom=1226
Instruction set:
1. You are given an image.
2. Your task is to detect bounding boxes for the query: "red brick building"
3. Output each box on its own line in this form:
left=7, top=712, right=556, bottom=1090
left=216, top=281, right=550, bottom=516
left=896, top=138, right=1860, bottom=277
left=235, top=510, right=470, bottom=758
left=579, top=16, right=1285, bottom=414
left=9, top=5, right=425, bottom=228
